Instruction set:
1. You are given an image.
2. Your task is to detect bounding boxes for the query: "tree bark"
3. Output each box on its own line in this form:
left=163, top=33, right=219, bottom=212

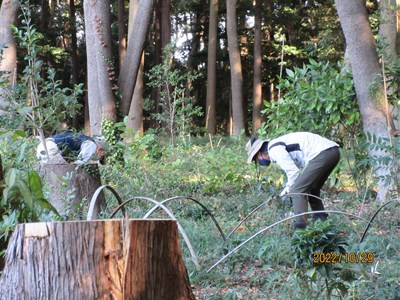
left=161, top=0, right=171, bottom=49
left=378, top=0, right=398, bottom=62
left=227, top=0, right=245, bottom=136
left=119, top=0, right=155, bottom=117
left=118, top=0, right=127, bottom=68
left=0, top=0, right=19, bottom=114
left=84, top=0, right=117, bottom=135
left=206, top=0, right=218, bottom=134
left=124, top=0, right=144, bottom=138
left=68, top=0, right=79, bottom=86
left=126, top=52, right=145, bottom=138
left=378, top=0, right=400, bottom=131
left=252, top=0, right=262, bottom=135
left=0, top=219, right=195, bottom=300
left=335, top=0, right=398, bottom=201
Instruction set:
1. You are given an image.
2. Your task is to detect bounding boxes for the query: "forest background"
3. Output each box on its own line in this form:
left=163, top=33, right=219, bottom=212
left=0, top=0, right=399, bottom=299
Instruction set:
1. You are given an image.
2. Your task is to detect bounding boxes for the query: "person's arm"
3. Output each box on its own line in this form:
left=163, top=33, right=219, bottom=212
left=76, top=140, right=97, bottom=164
left=269, top=146, right=300, bottom=191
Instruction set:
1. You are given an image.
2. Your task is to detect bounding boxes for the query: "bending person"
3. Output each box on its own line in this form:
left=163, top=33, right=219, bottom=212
left=37, top=131, right=107, bottom=165
left=246, top=132, right=340, bottom=229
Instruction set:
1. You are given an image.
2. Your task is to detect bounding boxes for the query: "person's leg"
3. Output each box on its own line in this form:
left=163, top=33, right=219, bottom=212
left=308, top=187, right=327, bottom=221
left=290, top=147, right=340, bottom=228
left=308, top=147, right=340, bottom=221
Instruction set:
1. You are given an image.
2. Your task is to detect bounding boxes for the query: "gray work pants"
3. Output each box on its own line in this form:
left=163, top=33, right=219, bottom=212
left=290, top=147, right=340, bottom=229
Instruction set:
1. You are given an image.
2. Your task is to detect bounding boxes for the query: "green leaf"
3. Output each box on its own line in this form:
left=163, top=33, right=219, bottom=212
left=305, top=267, right=316, bottom=279
left=28, top=171, right=44, bottom=200
left=5, top=168, right=18, bottom=188
left=12, top=130, right=27, bottom=139
left=286, top=69, right=295, bottom=78
left=16, top=180, right=35, bottom=212
left=17, top=106, right=35, bottom=115
left=35, top=198, right=60, bottom=216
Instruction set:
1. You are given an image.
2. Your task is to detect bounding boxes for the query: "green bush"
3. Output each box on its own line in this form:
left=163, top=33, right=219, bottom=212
left=291, top=220, right=356, bottom=299
left=261, top=59, right=360, bottom=144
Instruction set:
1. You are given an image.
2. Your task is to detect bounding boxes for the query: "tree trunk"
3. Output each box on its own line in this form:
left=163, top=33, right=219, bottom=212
left=118, top=0, right=127, bottom=68
left=40, top=0, right=50, bottom=30
left=379, top=0, right=398, bottom=62
left=0, top=0, right=19, bottom=114
left=42, top=155, right=105, bottom=219
left=68, top=0, right=79, bottom=86
left=119, top=0, right=155, bottom=117
left=124, top=0, right=144, bottom=138
left=252, top=0, right=262, bottom=135
left=161, top=0, right=171, bottom=49
left=159, top=0, right=172, bottom=133
left=151, top=0, right=162, bottom=125
left=206, top=0, right=218, bottom=134
left=335, top=0, right=398, bottom=201
left=378, top=0, right=400, bottom=131
left=84, top=0, right=117, bottom=135
left=126, top=52, right=145, bottom=138
left=0, top=219, right=195, bottom=300
left=227, top=0, right=245, bottom=136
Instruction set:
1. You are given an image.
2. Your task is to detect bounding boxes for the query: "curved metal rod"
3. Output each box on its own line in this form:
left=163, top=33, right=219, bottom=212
left=226, top=192, right=328, bottom=239
left=110, top=196, right=201, bottom=270
left=143, top=196, right=226, bottom=241
left=359, top=200, right=398, bottom=243
left=207, top=210, right=369, bottom=273
left=227, top=196, right=274, bottom=239
left=282, top=192, right=326, bottom=202
left=87, top=185, right=126, bottom=220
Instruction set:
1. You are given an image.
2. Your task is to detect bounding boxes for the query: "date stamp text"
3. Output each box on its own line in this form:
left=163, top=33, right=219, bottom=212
left=313, top=252, right=375, bottom=264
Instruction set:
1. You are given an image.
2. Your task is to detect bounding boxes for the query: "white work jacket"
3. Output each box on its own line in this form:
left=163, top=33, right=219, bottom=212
left=268, top=132, right=339, bottom=189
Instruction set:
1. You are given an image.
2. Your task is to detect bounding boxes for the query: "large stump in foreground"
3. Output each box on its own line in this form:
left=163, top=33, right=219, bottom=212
left=42, top=154, right=105, bottom=219
left=0, top=219, right=195, bottom=300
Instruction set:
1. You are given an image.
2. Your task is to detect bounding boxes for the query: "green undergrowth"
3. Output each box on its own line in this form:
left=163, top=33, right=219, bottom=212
left=96, top=134, right=399, bottom=299
left=0, top=133, right=399, bottom=299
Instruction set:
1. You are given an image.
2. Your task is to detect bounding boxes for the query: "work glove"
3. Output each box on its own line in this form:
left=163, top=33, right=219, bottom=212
left=279, top=186, right=290, bottom=197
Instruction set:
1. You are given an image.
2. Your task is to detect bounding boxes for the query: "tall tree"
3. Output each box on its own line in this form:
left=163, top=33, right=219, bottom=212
left=118, top=0, right=155, bottom=117
left=206, top=0, right=218, bottom=134
left=252, top=0, right=262, bottom=135
left=161, top=0, right=171, bottom=50
left=227, top=0, right=245, bottom=135
left=83, top=0, right=117, bottom=136
left=126, top=53, right=144, bottom=137
left=68, top=0, right=79, bottom=86
left=125, top=0, right=144, bottom=137
left=335, top=0, right=398, bottom=201
left=378, top=0, right=398, bottom=63
left=67, top=0, right=81, bottom=129
left=118, top=0, right=127, bottom=68
left=378, top=0, right=400, bottom=131
left=0, top=0, right=19, bottom=115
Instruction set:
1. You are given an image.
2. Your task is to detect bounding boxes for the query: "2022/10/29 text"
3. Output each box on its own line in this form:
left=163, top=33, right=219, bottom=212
left=313, top=252, right=375, bottom=264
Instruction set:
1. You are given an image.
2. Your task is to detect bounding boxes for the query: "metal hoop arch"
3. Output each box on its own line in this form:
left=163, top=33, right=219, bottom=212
left=87, top=185, right=127, bottom=220
left=359, top=200, right=399, bottom=243
left=143, top=196, right=226, bottom=241
left=207, top=210, right=369, bottom=273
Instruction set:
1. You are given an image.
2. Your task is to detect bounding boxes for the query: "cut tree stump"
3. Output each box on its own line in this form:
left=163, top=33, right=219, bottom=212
left=42, top=154, right=105, bottom=219
left=0, top=219, right=195, bottom=300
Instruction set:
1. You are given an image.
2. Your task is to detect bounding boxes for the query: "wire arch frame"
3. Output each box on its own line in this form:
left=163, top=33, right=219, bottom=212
left=359, top=200, right=399, bottom=243
left=207, top=210, right=370, bottom=273
left=87, top=185, right=127, bottom=220
left=142, top=196, right=226, bottom=241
